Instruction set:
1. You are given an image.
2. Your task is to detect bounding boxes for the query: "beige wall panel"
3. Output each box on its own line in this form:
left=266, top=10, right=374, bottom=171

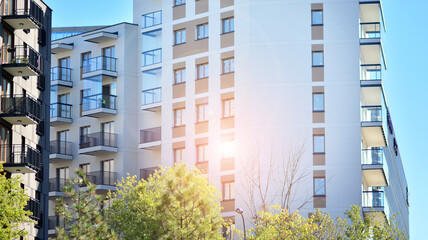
left=221, top=158, right=235, bottom=171
left=313, top=154, right=326, bottom=166
left=173, top=101, right=186, bottom=109
left=195, top=161, right=209, bottom=173
left=173, top=83, right=186, bottom=99
left=221, top=91, right=234, bottom=100
left=195, top=0, right=209, bottom=14
left=221, top=32, right=234, bottom=48
left=221, top=50, right=234, bottom=59
left=173, top=4, right=186, bottom=20
left=312, top=67, right=324, bottom=82
left=311, top=3, right=323, bottom=10
left=221, top=117, right=235, bottom=129
left=173, top=61, right=186, bottom=70
left=314, top=170, right=326, bottom=178
left=195, top=96, right=209, bottom=105
left=195, top=137, right=209, bottom=145
left=313, top=112, right=325, bottom=123
left=172, top=125, right=186, bottom=138
left=312, top=86, right=325, bottom=92
left=195, top=121, right=209, bottom=134
left=195, top=78, right=209, bottom=94
left=221, top=174, right=235, bottom=182
left=221, top=72, right=234, bottom=89
left=221, top=200, right=235, bottom=212
left=221, top=10, right=234, bottom=19
left=312, top=44, right=324, bottom=51
left=313, top=128, right=325, bottom=135
left=314, top=196, right=326, bottom=208
left=195, top=56, right=209, bottom=65
left=174, top=38, right=209, bottom=59
left=312, top=26, right=324, bottom=40
left=172, top=141, right=186, bottom=149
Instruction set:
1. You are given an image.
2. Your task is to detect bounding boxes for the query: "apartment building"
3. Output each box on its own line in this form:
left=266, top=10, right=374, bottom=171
left=0, top=0, right=52, bottom=239
left=49, top=0, right=409, bottom=238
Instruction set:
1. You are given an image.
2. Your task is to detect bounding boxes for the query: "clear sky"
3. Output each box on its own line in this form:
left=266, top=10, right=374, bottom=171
left=44, top=0, right=424, bottom=238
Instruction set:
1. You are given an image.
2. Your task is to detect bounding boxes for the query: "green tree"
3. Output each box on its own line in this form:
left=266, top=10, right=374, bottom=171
left=55, top=169, right=117, bottom=240
left=106, top=164, right=223, bottom=240
left=0, top=163, right=33, bottom=239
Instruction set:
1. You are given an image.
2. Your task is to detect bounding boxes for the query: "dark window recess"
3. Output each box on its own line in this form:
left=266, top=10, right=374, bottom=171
left=37, top=75, right=45, bottom=91
left=35, top=165, right=43, bottom=182
left=36, top=120, right=44, bottom=136
left=38, top=28, right=46, bottom=46
left=23, top=29, right=30, bottom=34
left=35, top=212, right=43, bottom=229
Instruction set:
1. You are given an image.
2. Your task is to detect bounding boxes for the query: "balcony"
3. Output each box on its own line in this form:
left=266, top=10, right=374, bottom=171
left=2, top=144, right=41, bottom=173
left=51, top=67, right=72, bottom=87
left=82, top=94, right=117, bottom=118
left=0, top=0, right=44, bottom=29
left=139, top=127, right=161, bottom=150
left=48, top=178, right=68, bottom=198
left=142, top=48, right=162, bottom=67
left=48, top=215, right=65, bottom=236
left=50, top=103, right=72, bottom=125
left=86, top=171, right=117, bottom=192
left=51, top=42, right=73, bottom=54
left=362, top=190, right=389, bottom=221
left=140, top=167, right=159, bottom=180
left=361, top=106, right=387, bottom=147
left=82, top=31, right=118, bottom=43
left=1, top=95, right=42, bottom=125
left=49, top=140, right=73, bottom=162
left=1, top=45, right=43, bottom=76
left=25, top=197, right=41, bottom=220
left=79, top=132, right=118, bottom=155
left=141, top=87, right=162, bottom=111
left=361, top=148, right=388, bottom=187
left=360, top=22, right=381, bottom=45
left=82, top=56, right=117, bottom=79
left=360, top=64, right=381, bottom=86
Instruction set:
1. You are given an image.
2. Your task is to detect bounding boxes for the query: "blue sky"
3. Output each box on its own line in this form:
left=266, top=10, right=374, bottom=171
left=44, top=0, right=424, bottom=238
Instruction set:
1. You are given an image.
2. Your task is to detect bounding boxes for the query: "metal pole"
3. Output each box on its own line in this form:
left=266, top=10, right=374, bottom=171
left=241, top=213, right=246, bottom=240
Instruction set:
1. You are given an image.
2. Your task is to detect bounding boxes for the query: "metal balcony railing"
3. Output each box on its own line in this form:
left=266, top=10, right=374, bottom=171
left=25, top=197, right=40, bottom=220
left=86, top=171, right=117, bottom=186
left=82, top=93, right=117, bottom=111
left=79, top=132, right=118, bottom=149
left=362, top=148, right=383, bottom=165
left=360, top=22, right=381, bottom=39
left=50, top=140, right=73, bottom=156
left=0, top=0, right=44, bottom=27
left=1, top=144, right=41, bottom=170
left=142, top=10, right=162, bottom=28
left=362, top=190, right=384, bottom=208
left=51, top=66, right=72, bottom=82
left=49, top=178, right=67, bottom=192
left=50, top=103, right=72, bottom=119
left=82, top=56, right=117, bottom=74
left=141, top=87, right=161, bottom=105
left=48, top=215, right=65, bottom=230
left=1, top=45, right=43, bottom=73
left=1, top=94, right=42, bottom=122
left=142, top=48, right=162, bottom=66
left=140, top=127, right=161, bottom=144
left=361, top=106, right=382, bottom=122
left=360, top=64, right=381, bottom=81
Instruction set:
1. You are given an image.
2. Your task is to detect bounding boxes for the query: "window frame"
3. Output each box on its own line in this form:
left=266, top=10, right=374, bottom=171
left=196, top=23, right=209, bottom=40
left=311, top=10, right=323, bottom=26
left=174, top=108, right=185, bottom=127
left=196, top=63, right=209, bottom=79
left=196, top=103, right=208, bottom=122
left=222, top=17, right=235, bottom=34
left=312, top=93, right=325, bottom=112
left=313, top=135, right=325, bottom=154
left=196, top=144, right=208, bottom=163
left=174, top=29, right=186, bottom=45
left=222, top=98, right=235, bottom=118
left=174, top=68, right=186, bottom=84
left=142, top=10, right=162, bottom=29
left=222, top=181, right=235, bottom=200
left=313, top=177, right=326, bottom=196
left=222, top=57, right=235, bottom=74
left=174, top=147, right=185, bottom=163
left=312, top=51, right=324, bottom=67
left=174, top=0, right=186, bottom=7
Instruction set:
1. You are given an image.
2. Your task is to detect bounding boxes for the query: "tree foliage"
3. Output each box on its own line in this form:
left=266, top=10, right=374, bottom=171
left=248, top=205, right=407, bottom=240
left=0, top=163, right=33, bottom=239
left=55, top=169, right=117, bottom=240
left=106, top=164, right=223, bottom=240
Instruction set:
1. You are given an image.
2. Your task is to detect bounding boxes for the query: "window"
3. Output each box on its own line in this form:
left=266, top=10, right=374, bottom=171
left=174, top=29, right=186, bottom=45
left=313, top=93, right=324, bottom=112
left=56, top=167, right=69, bottom=180
left=102, top=121, right=115, bottom=146
left=222, top=17, right=234, bottom=34
left=312, top=10, right=323, bottom=26
left=313, top=135, right=325, bottom=154
left=197, top=63, right=209, bottom=79
left=80, top=126, right=90, bottom=145
left=197, top=103, right=208, bottom=122
left=196, top=23, right=209, bottom=39
left=142, top=29, right=162, bottom=66
left=222, top=58, right=235, bottom=74
left=79, top=163, right=90, bottom=175
left=174, top=0, right=186, bottom=6
left=174, top=148, right=185, bottom=163
left=312, top=51, right=324, bottom=67
left=102, top=46, right=116, bottom=71
left=81, top=51, right=91, bottom=70
left=196, top=144, right=208, bottom=163
left=174, top=108, right=185, bottom=126
left=102, top=160, right=115, bottom=185
left=222, top=99, right=235, bottom=118
left=222, top=141, right=235, bottom=159
left=314, top=177, right=326, bottom=196
left=222, top=181, right=235, bottom=200
left=142, top=10, right=162, bottom=28
left=174, top=68, right=186, bottom=84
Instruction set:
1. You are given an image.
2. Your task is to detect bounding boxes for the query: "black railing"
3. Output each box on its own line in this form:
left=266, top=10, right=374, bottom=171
left=25, top=197, right=40, bottom=220
left=51, top=66, right=72, bottom=82
left=362, top=191, right=384, bottom=208
left=140, top=127, right=161, bottom=144
left=79, top=132, right=118, bottom=149
left=1, top=45, right=43, bottom=73
left=360, top=22, right=381, bottom=39
left=48, top=215, right=65, bottom=230
left=50, top=103, right=72, bottom=119
left=36, top=119, right=44, bottom=136
left=49, top=178, right=67, bottom=192
left=1, top=144, right=41, bottom=170
left=82, top=93, right=117, bottom=111
left=0, top=0, right=44, bottom=27
left=50, top=140, right=73, bottom=156
left=140, top=167, right=159, bottom=180
left=86, top=171, right=117, bottom=186
left=82, top=56, right=117, bottom=74
left=1, top=94, right=42, bottom=122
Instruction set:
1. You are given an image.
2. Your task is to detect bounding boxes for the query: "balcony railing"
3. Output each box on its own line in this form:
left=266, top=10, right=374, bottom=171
left=142, top=48, right=162, bottom=66
left=49, top=178, right=67, bottom=192
left=1, top=45, right=43, bottom=73
left=82, top=56, right=117, bottom=74
left=0, top=0, right=44, bottom=27
left=361, top=106, right=382, bottom=122
left=79, top=132, right=118, bottom=149
left=25, top=197, right=40, bottom=220
left=82, top=94, right=117, bottom=111
left=50, top=140, right=73, bottom=156
left=51, top=66, right=72, bottom=82
left=142, top=10, right=162, bottom=28
left=360, top=22, right=381, bottom=39
left=1, top=144, right=41, bottom=170
left=48, top=215, right=65, bottom=231
left=360, top=64, right=381, bottom=81
left=362, top=190, right=384, bottom=208
left=142, top=87, right=161, bottom=105
left=50, top=103, right=72, bottom=119
left=86, top=171, right=117, bottom=186
left=140, top=127, right=161, bottom=144
left=1, top=95, right=42, bottom=122
left=361, top=148, right=383, bottom=165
